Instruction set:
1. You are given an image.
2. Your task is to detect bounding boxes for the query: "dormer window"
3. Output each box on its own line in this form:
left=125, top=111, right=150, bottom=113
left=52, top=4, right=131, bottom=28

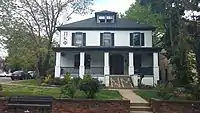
left=99, top=16, right=106, bottom=23
left=95, top=10, right=117, bottom=23
left=106, top=16, right=114, bottom=23
left=97, top=15, right=114, bottom=23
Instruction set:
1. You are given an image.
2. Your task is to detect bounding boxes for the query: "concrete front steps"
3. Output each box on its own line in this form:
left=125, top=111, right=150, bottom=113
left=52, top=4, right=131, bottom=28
left=109, top=76, right=133, bottom=89
left=130, top=103, right=153, bottom=113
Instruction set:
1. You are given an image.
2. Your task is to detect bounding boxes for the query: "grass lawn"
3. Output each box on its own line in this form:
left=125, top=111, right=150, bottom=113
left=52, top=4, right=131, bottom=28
left=1, top=83, right=122, bottom=100
left=134, top=89, right=188, bottom=101
left=11, top=79, right=38, bottom=86
left=134, top=89, right=161, bottom=101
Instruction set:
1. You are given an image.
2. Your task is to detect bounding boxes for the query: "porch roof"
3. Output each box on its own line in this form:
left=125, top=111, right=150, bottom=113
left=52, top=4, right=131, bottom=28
left=53, top=46, right=162, bottom=53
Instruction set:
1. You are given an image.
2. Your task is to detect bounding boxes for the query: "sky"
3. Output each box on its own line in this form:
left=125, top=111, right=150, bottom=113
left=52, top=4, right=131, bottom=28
left=0, top=0, right=135, bottom=58
left=66, top=0, right=134, bottom=24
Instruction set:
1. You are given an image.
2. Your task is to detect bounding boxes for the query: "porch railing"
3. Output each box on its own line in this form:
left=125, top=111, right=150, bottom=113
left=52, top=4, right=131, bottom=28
left=85, top=67, right=104, bottom=77
left=61, top=67, right=104, bottom=77
left=134, top=67, right=153, bottom=75
left=61, top=67, right=79, bottom=77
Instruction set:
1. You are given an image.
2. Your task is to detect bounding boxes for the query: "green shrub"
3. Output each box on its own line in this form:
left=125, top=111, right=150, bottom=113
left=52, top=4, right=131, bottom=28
left=83, top=74, right=92, bottom=82
left=52, top=77, right=65, bottom=86
left=138, top=84, right=154, bottom=89
left=185, top=83, right=200, bottom=100
left=72, top=76, right=82, bottom=88
left=80, top=78, right=101, bottom=99
left=156, top=83, right=174, bottom=100
left=63, top=72, right=71, bottom=84
left=60, top=82, right=76, bottom=98
left=43, top=74, right=53, bottom=85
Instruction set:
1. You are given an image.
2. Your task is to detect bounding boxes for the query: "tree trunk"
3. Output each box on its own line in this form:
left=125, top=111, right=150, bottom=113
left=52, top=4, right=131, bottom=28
left=42, top=36, right=53, bottom=77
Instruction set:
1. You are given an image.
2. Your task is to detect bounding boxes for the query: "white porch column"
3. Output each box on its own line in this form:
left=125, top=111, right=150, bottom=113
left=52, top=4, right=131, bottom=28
left=104, top=52, right=110, bottom=87
left=153, top=52, right=159, bottom=85
left=104, top=52, right=110, bottom=75
left=128, top=52, right=134, bottom=75
left=55, top=52, right=61, bottom=77
left=129, top=52, right=138, bottom=87
left=79, top=52, right=85, bottom=79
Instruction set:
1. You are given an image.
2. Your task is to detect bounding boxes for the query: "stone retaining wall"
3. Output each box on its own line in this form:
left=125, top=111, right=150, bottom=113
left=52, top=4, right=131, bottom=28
left=0, top=98, right=130, bottom=113
left=150, top=99, right=200, bottom=113
left=53, top=99, right=130, bottom=113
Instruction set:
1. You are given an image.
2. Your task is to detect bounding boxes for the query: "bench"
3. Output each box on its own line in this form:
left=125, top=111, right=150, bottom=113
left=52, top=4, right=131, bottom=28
left=6, top=95, right=54, bottom=113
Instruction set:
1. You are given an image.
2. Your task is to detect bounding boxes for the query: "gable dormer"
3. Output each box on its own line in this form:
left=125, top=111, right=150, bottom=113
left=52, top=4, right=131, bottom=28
left=95, top=10, right=117, bottom=23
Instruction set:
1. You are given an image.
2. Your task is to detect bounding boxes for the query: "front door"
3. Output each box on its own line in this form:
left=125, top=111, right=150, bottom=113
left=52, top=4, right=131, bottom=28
left=110, top=54, right=124, bottom=75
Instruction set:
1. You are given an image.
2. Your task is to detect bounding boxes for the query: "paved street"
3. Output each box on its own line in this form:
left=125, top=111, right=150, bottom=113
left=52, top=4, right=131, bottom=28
left=0, top=77, right=12, bottom=83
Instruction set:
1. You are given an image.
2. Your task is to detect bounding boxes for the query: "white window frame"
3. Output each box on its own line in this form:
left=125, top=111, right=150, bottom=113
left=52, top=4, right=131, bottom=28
left=74, top=33, right=84, bottom=46
left=103, top=33, right=112, bottom=46
left=131, top=33, right=144, bottom=46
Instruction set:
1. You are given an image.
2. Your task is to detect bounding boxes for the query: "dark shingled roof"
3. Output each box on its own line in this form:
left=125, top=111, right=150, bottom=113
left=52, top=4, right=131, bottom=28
left=57, top=11, right=155, bottom=31
left=95, top=10, right=117, bottom=14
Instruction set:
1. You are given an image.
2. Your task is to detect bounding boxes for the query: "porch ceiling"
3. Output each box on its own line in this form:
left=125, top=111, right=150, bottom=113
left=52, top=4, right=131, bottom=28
left=53, top=46, right=162, bottom=53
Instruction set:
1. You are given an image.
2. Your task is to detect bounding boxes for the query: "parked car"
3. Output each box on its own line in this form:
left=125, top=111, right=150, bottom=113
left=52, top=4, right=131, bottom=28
left=27, top=71, right=37, bottom=79
left=0, top=72, right=12, bottom=77
left=11, top=71, right=31, bottom=80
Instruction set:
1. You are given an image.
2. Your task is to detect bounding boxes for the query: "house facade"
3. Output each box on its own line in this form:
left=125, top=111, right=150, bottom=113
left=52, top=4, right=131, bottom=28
left=53, top=10, right=161, bottom=86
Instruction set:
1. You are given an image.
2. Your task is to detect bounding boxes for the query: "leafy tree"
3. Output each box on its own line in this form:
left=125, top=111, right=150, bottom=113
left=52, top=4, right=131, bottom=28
left=0, top=0, right=93, bottom=76
left=124, top=0, right=198, bottom=86
left=122, top=0, right=165, bottom=47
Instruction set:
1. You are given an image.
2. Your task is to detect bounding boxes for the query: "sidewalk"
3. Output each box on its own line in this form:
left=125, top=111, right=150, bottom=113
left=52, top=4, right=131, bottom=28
left=117, top=89, right=148, bottom=103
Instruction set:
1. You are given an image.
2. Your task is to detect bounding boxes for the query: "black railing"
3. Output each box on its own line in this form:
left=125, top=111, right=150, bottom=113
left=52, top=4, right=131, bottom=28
left=61, top=67, right=79, bottom=77
left=61, top=67, right=104, bottom=77
left=85, top=67, right=104, bottom=76
left=135, top=67, right=153, bottom=75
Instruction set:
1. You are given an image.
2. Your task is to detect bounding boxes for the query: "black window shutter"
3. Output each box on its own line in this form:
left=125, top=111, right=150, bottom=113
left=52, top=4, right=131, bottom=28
left=100, top=33, right=103, bottom=46
left=111, top=33, right=114, bottom=46
left=141, top=33, right=144, bottom=46
left=130, top=33, right=133, bottom=46
left=72, top=33, right=75, bottom=46
left=83, top=33, right=86, bottom=46
left=85, top=54, right=91, bottom=69
left=74, top=54, right=80, bottom=69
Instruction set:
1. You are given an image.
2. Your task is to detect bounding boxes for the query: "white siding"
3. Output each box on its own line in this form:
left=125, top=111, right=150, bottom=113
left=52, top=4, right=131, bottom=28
left=60, top=30, right=152, bottom=47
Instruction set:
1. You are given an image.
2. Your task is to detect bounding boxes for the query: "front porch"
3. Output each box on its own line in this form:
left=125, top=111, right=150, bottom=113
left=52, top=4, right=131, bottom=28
left=54, top=46, right=161, bottom=86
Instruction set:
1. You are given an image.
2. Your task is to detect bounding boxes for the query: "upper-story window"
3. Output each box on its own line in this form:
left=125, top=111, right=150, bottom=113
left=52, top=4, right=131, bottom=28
left=106, top=16, right=114, bottom=23
left=100, top=32, right=114, bottom=46
left=99, top=16, right=106, bottom=23
left=97, top=15, right=114, bottom=23
left=130, top=32, right=144, bottom=46
left=72, top=32, right=86, bottom=46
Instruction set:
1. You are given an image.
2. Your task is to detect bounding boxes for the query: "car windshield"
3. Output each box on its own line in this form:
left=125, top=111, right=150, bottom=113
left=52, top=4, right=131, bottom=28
left=13, top=71, right=23, bottom=74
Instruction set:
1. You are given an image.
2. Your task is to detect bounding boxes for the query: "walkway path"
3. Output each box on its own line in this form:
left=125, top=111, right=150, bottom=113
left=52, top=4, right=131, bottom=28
left=117, top=89, right=148, bottom=103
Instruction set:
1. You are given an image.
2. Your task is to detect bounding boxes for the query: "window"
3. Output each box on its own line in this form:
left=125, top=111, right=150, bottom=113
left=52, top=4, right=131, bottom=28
left=130, top=32, right=144, bottom=46
left=106, top=16, right=114, bottom=23
left=97, top=15, right=114, bottom=23
left=72, top=32, right=86, bottom=46
left=98, top=16, right=106, bottom=23
left=100, top=32, right=114, bottom=46
left=74, top=54, right=91, bottom=69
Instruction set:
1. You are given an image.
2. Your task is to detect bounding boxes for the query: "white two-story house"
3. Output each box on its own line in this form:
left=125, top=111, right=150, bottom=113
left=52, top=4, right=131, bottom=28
left=53, top=10, right=161, bottom=87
